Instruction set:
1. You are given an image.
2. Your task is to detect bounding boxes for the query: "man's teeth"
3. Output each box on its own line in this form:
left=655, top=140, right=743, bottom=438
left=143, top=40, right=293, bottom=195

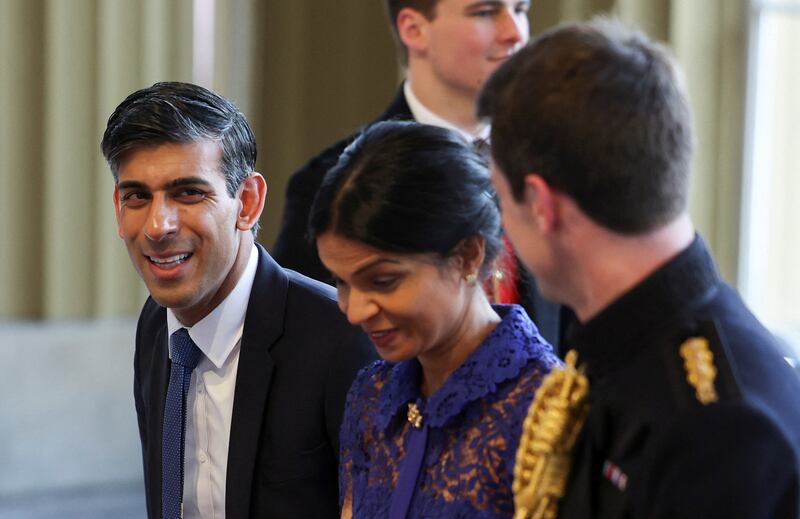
left=150, top=253, right=190, bottom=266
left=371, top=331, right=389, bottom=338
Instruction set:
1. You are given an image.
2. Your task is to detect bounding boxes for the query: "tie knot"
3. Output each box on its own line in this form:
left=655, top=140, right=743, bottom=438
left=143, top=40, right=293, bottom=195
left=170, top=328, right=203, bottom=369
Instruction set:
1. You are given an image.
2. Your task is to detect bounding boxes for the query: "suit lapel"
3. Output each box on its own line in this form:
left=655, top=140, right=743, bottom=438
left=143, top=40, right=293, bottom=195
left=225, top=244, right=287, bottom=518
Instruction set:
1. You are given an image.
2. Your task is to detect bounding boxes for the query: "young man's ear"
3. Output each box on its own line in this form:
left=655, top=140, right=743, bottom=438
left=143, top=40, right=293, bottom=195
left=397, top=7, right=430, bottom=55
left=236, top=172, right=267, bottom=232
left=524, top=174, right=559, bottom=232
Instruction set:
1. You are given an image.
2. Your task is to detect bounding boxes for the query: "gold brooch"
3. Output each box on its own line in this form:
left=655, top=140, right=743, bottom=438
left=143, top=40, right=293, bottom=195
left=407, top=402, right=423, bottom=428
left=679, top=336, right=718, bottom=405
left=513, top=350, right=590, bottom=519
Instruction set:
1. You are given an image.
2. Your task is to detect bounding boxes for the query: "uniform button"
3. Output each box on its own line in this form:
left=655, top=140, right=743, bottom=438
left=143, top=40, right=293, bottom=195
left=197, top=385, right=204, bottom=394
left=199, top=452, right=207, bottom=463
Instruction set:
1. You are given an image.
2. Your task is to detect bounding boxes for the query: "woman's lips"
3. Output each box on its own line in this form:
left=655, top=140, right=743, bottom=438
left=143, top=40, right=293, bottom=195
left=367, top=328, right=398, bottom=349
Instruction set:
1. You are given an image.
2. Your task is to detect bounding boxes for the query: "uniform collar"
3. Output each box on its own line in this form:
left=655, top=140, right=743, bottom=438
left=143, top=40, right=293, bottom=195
left=565, top=235, right=721, bottom=379
left=167, top=243, right=259, bottom=368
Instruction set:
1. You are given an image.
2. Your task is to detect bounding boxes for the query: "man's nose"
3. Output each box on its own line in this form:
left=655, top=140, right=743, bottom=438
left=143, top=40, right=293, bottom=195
left=497, top=9, right=528, bottom=45
left=144, top=195, right=179, bottom=242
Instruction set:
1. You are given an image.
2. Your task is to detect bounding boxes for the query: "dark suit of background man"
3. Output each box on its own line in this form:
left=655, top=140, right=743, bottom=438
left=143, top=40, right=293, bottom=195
left=272, top=0, right=569, bottom=351
left=101, top=82, right=376, bottom=519
left=480, top=18, right=800, bottom=518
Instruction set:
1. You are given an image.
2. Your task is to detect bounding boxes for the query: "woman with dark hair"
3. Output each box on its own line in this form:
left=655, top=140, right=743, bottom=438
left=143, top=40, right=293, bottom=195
left=309, top=121, right=559, bottom=519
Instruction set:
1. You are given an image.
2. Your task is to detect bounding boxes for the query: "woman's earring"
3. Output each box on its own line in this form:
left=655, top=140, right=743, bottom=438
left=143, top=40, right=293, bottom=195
left=465, top=272, right=478, bottom=286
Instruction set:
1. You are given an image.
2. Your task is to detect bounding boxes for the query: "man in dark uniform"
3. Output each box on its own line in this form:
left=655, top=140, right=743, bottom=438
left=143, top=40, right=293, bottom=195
left=272, top=0, right=569, bottom=350
left=479, top=18, right=800, bottom=518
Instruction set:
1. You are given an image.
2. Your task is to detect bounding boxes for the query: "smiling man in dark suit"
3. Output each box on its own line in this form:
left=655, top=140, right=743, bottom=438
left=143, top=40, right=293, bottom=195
left=101, top=81, right=376, bottom=519
left=272, top=0, right=569, bottom=351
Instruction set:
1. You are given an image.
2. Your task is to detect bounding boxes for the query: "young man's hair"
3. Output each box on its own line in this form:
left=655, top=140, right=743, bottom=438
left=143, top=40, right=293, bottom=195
left=384, top=0, right=441, bottom=65
left=478, top=17, right=694, bottom=234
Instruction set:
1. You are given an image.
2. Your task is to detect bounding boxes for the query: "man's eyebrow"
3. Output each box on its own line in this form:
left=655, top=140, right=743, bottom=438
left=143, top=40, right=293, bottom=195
left=164, top=177, right=213, bottom=190
left=465, top=0, right=504, bottom=9
left=116, top=177, right=213, bottom=191
left=117, top=180, right=147, bottom=191
left=464, top=0, right=529, bottom=9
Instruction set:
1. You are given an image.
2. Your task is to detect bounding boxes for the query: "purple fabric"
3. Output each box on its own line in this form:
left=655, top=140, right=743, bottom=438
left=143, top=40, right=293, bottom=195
left=389, top=420, right=429, bottom=519
left=340, top=305, right=561, bottom=518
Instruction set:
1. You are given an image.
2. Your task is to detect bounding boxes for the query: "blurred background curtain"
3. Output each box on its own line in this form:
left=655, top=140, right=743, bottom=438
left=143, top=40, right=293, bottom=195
left=0, top=0, right=193, bottom=319
left=0, top=0, right=747, bottom=320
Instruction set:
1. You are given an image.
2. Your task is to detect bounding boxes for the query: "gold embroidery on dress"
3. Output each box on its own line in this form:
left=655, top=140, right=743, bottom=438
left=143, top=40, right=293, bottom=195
left=679, top=336, right=718, bottom=404
left=513, top=350, right=589, bottom=519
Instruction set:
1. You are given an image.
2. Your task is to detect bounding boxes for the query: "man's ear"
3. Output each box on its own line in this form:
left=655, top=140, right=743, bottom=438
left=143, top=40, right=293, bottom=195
left=397, top=7, right=430, bottom=54
left=236, top=172, right=267, bottom=231
left=112, top=186, right=124, bottom=238
left=524, top=174, right=559, bottom=233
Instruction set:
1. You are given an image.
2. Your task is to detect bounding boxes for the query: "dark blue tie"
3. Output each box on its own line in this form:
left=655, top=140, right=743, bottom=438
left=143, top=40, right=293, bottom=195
left=162, top=328, right=203, bottom=519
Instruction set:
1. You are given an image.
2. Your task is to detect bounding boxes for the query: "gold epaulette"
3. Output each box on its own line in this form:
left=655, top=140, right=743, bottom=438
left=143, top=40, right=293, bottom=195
left=679, top=336, right=718, bottom=405
left=513, top=350, right=590, bottom=519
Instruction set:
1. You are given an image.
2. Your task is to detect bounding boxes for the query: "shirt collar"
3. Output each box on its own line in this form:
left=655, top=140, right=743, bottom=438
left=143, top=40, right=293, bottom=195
left=403, top=81, right=491, bottom=142
left=167, top=243, right=259, bottom=368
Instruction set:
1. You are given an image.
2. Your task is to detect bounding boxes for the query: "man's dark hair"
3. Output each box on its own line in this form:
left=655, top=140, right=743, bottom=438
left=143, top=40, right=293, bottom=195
left=101, top=81, right=257, bottom=198
left=384, top=0, right=440, bottom=65
left=478, top=17, right=693, bottom=234
left=309, top=121, right=502, bottom=278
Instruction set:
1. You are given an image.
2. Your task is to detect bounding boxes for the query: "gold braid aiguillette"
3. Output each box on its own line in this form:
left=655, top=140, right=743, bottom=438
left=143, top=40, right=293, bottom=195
left=513, top=350, right=590, bottom=519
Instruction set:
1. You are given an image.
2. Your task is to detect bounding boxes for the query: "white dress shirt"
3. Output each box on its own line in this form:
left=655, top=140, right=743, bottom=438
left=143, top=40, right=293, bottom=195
left=166, top=243, right=259, bottom=519
left=403, top=81, right=491, bottom=142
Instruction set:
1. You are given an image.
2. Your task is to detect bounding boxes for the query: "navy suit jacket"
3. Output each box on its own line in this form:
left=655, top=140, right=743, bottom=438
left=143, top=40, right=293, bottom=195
left=133, top=244, right=377, bottom=518
left=272, top=86, right=568, bottom=351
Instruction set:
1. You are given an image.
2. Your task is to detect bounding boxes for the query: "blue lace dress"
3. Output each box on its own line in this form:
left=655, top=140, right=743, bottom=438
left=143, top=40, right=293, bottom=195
left=339, top=305, right=560, bottom=518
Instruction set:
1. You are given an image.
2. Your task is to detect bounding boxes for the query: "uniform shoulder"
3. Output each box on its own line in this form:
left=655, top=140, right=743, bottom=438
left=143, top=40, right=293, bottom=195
left=653, top=319, right=745, bottom=408
left=655, top=316, right=799, bottom=411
